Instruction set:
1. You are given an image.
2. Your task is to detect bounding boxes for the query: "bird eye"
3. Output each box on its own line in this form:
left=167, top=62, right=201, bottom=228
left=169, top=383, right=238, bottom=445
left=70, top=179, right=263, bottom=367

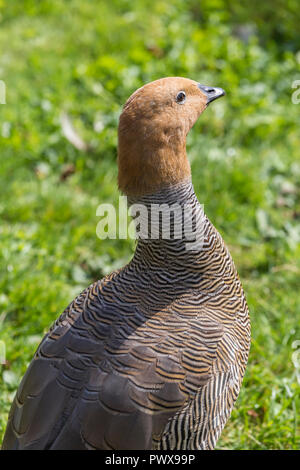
left=176, top=91, right=186, bottom=104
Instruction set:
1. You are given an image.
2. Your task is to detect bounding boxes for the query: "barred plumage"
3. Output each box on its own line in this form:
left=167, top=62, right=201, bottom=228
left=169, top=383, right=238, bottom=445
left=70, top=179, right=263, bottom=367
left=2, top=77, right=250, bottom=450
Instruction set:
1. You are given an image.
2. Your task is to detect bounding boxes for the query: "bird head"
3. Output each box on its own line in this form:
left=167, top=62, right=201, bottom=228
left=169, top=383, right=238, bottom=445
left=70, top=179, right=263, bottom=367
left=118, top=77, right=225, bottom=196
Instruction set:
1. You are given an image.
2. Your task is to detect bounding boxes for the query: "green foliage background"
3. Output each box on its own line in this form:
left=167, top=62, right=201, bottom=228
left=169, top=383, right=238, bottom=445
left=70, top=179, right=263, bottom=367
left=0, top=0, right=299, bottom=449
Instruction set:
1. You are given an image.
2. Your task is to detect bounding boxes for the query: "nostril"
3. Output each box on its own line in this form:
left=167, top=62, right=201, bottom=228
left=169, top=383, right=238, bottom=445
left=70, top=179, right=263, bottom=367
left=198, top=83, right=225, bottom=103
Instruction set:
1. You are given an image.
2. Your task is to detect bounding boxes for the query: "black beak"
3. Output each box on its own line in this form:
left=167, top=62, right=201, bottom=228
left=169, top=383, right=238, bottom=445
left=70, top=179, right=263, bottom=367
left=197, top=84, right=225, bottom=104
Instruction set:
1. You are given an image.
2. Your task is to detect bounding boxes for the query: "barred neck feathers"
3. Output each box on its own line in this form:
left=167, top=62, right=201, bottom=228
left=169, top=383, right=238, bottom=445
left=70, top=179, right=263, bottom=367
left=129, top=180, right=237, bottom=282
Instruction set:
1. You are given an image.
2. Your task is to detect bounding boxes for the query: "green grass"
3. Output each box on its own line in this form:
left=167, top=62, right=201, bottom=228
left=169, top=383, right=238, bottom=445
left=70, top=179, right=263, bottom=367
left=0, top=0, right=299, bottom=449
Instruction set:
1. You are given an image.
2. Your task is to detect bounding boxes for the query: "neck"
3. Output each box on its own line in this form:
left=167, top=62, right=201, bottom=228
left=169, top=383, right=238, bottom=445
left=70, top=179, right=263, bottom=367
left=128, top=180, right=227, bottom=274
left=118, top=133, right=191, bottom=196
